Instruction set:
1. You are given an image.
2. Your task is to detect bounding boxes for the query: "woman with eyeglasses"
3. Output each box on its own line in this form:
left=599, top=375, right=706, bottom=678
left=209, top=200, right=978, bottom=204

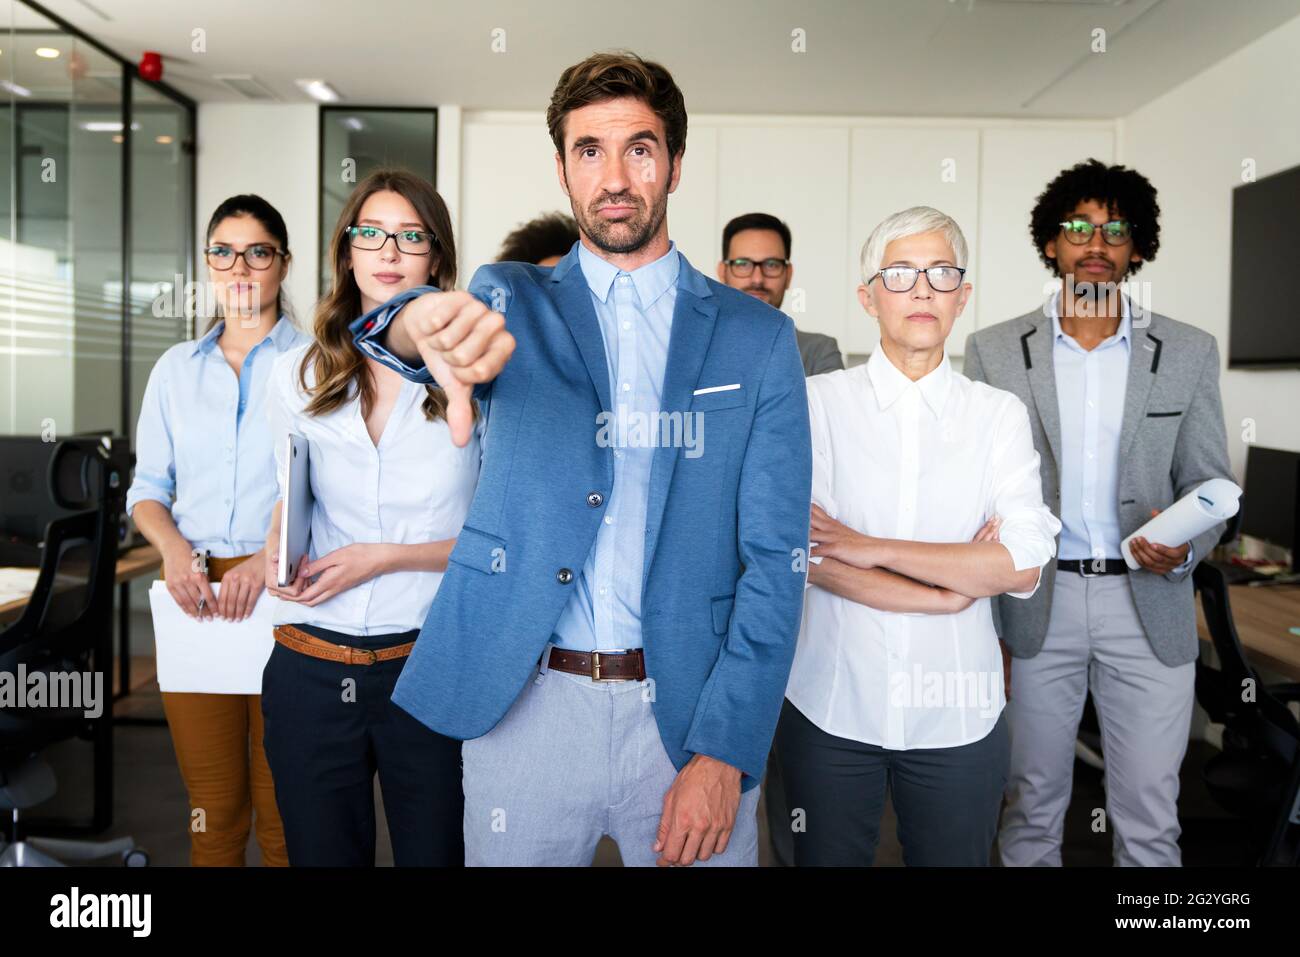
left=126, top=194, right=306, bottom=866
left=259, top=168, right=479, bottom=866
left=775, top=206, right=1061, bottom=866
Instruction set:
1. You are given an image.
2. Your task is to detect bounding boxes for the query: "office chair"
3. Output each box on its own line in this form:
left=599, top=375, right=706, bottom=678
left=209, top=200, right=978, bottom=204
left=1193, top=516, right=1300, bottom=866
left=0, top=440, right=148, bottom=866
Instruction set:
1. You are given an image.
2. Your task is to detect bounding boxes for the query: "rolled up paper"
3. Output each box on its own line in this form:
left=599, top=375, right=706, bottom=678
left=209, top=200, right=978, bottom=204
left=1120, top=478, right=1242, bottom=570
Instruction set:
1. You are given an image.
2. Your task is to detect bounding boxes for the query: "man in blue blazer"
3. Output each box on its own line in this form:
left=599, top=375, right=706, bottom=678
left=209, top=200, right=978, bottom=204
left=352, top=52, right=811, bottom=866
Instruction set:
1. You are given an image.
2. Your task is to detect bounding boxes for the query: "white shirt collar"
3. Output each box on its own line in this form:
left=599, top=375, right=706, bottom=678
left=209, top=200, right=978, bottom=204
left=866, top=345, right=952, bottom=417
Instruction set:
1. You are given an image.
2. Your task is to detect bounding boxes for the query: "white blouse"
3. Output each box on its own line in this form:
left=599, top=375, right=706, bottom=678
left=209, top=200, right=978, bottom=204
left=787, top=348, right=1061, bottom=750
left=267, top=342, right=481, bottom=636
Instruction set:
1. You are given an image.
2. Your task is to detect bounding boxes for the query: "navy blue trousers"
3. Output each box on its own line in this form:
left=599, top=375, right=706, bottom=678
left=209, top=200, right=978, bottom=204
left=775, top=697, right=1008, bottom=866
left=261, top=623, right=464, bottom=867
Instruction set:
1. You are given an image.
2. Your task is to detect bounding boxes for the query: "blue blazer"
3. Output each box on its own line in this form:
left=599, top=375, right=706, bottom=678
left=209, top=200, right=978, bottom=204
left=353, top=245, right=812, bottom=790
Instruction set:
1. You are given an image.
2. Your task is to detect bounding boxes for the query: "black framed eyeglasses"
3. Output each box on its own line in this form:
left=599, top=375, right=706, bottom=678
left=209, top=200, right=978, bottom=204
left=205, top=244, right=285, bottom=271
left=870, top=265, right=966, bottom=293
left=345, top=225, right=437, bottom=255
left=724, top=257, right=789, bottom=278
left=1058, top=219, right=1133, bottom=246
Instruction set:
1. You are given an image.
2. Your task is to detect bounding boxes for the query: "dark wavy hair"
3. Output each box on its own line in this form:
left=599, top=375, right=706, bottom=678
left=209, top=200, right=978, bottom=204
left=1030, top=159, right=1160, bottom=276
left=305, top=167, right=471, bottom=425
left=496, top=211, right=578, bottom=264
left=547, top=51, right=687, bottom=172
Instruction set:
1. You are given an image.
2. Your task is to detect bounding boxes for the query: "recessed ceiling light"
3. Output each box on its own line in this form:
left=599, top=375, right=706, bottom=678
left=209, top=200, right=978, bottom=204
left=295, top=79, right=340, bottom=103
left=35, top=47, right=60, bottom=59
left=111, top=134, right=123, bottom=143
left=155, top=135, right=173, bottom=144
left=78, top=121, right=141, bottom=132
left=1, top=79, right=31, bottom=97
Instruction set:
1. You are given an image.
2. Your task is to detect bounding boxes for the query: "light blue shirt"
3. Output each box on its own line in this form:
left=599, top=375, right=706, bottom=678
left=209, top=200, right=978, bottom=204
left=125, top=316, right=308, bottom=558
left=551, top=241, right=680, bottom=652
left=1051, top=291, right=1192, bottom=572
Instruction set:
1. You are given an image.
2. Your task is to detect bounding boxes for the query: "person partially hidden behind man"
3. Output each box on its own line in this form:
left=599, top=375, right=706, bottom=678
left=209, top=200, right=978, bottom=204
left=717, top=212, right=843, bottom=376
left=496, top=211, right=579, bottom=268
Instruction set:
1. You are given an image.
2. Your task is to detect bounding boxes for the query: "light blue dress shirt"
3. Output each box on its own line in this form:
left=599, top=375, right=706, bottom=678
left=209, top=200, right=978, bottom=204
left=125, top=316, right=308, bottom=559
left=551, top=241, right=680, bottom=651
left=1051, top=291, right=1192, bottom=571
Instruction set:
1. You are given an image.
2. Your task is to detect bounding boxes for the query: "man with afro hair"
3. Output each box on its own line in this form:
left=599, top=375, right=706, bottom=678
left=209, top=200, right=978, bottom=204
left=963, top=159, right=1233, bottom=866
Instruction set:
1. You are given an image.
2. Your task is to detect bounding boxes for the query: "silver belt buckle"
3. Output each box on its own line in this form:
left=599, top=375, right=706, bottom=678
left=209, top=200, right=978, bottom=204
left=1078, top=558, right=1103, bottom=578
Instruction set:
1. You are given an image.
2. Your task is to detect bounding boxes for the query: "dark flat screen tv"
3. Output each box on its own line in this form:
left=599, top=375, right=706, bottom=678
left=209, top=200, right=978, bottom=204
left=1229, top=163, right=1300, bottom=368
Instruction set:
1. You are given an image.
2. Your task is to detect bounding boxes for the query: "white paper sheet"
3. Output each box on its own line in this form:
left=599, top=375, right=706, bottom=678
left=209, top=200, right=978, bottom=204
left=0, top=567, right=41, bottom=607
left=149, top=580, right=277, bottom=694
left=1120, top=478, right=1242, bottom=571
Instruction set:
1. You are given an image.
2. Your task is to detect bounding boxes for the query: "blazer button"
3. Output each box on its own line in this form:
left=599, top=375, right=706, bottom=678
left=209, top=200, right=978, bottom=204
left=556, top=568, right=573, bottom=584
left=587, top=491, right=603, bottom=507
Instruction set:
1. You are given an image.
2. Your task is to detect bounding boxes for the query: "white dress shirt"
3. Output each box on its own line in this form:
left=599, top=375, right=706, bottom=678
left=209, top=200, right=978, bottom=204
left=268, top=342, right=481, bottom=636
left=787, top=348, right=1061, bottom=750
left=1048, top=290, right=1194, bottom=574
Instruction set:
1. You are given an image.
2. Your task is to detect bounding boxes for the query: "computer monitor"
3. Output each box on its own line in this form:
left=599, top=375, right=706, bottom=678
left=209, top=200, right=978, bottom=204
left=1239, top=445, right=1300, bottom=572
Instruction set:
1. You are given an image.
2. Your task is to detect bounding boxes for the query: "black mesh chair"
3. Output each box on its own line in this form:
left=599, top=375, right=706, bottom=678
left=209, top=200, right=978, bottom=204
left=1194, top=516, right=1300, bottom=866
left=0, top=439, right=147, bottom=866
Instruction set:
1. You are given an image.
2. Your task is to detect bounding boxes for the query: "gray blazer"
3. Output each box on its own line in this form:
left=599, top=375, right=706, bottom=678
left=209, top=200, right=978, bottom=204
left=963, top=308, right=1234, bottom=667
left=796, top=330, right=844, bottom=376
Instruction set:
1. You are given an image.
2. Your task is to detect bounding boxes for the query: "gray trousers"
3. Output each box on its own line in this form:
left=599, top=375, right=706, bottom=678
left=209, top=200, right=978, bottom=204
left=462, top=650, right=760, bottom=866
left=998, top=571, right=1195, bottom=866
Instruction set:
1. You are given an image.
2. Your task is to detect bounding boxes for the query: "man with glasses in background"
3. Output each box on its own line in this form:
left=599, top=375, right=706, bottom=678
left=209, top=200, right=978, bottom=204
left=718, top=213, right=843, bottom=376
left=716, top=211, right=841, bottom=865
left=963, top=160, right=1234, bottom=866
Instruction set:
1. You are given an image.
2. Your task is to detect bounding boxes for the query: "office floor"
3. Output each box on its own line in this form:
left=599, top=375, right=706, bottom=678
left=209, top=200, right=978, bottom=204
left=22, top=676, right=1254, bottom=867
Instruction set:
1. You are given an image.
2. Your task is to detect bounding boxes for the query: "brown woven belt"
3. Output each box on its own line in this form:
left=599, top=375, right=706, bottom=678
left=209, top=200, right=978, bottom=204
left=159, top=553, right=254, bottom=583
left=547, top=646, right=646, bottom=681
left=272, top=624, right=415, bottom=666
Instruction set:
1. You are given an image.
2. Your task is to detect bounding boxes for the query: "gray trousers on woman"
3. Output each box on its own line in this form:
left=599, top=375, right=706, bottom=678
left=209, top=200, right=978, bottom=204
left=462, top=647, right=761, bottom=867
left=775, top=698, right=1009, bottom=866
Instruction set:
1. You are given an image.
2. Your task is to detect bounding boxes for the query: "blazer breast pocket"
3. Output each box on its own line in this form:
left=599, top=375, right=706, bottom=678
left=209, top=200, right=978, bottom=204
left=690, top=385, right=747, bottom=413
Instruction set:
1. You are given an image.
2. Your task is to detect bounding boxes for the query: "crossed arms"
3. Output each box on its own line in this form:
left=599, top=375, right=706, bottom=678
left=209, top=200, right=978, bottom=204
left=808, top=506, right=1033, bottom=613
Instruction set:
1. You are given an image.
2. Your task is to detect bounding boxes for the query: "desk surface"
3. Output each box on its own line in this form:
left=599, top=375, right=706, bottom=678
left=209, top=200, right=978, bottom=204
left=1198, top=583, right=1300, bottom=681
left=0, top=543, right=161, bottom=621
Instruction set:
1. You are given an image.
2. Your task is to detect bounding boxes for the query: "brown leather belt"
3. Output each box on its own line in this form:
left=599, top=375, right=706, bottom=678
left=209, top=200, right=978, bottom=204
left=273, top=624, right=414, bottom=666
left=159, top=553, right=255, bottom=583
left=547, top=646, right=646, bottom=681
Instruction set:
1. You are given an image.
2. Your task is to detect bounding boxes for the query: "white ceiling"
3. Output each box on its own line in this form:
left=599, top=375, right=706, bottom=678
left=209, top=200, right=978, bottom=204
left=16, top=0, right=1300, bottom=118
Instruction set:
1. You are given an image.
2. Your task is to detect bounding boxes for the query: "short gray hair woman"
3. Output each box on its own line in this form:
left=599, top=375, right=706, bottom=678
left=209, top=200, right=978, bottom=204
left=775, top=205, right=1062, bottom=866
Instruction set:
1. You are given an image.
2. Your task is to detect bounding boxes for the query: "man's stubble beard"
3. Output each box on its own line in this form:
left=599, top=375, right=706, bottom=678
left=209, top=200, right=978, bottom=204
left=572, top=186, right=670, bottom=256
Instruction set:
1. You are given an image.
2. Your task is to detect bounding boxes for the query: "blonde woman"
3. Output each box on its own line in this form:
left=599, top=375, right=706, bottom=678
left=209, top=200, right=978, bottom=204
left=261, top=169, right=480, bottom=866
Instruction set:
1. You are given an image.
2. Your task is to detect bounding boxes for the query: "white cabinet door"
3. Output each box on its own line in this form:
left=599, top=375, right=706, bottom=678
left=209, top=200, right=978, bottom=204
left=975, top=127, right=1115, bottom=332
left=459, top=115, right=569, bottom=281
left=847, top=126, right=981, bottom=357
left=664, top=126, right=718, bottom=274
left=715, top=125, right=852, bottom=348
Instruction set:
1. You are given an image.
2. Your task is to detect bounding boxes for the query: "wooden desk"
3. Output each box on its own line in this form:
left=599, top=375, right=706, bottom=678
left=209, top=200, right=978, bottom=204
left=1197, top=583, right=1300, bottom=681
left=0, top=544, right=161, bottom=622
